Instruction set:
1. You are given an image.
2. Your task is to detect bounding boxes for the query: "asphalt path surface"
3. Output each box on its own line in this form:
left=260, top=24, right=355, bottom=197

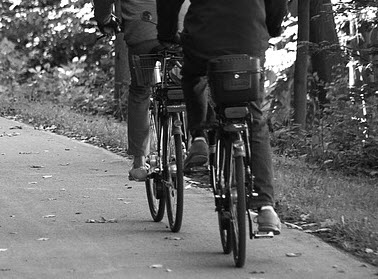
left=0, top=116, right=377, bottom=279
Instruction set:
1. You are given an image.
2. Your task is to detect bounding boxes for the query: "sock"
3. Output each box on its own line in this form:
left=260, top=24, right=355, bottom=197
left=260, top=205, right=274, bottom=212
left=194, top=137, right=206, bottom=143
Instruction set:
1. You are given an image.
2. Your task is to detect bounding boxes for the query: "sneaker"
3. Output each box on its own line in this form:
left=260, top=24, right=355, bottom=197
left=129, top=166, right=148, bottom=181
left=257, top=207, right=281, bottom=235
left=184, top=137, right=208, bottom=172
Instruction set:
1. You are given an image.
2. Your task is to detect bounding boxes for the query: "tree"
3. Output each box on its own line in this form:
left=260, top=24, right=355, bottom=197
left=310, top=0, right=341, bottom=105
left=293, top=0, right=310, bottom=127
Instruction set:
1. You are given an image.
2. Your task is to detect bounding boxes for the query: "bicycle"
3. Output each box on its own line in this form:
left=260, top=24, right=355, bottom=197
left=131, top=49, right=188, bottom=233
left=207, top=54, right=276, bottom=267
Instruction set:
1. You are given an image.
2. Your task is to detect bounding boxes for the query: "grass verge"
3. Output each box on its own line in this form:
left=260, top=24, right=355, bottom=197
left=1, top=98, right=377, bottom=267
left=273, top=156, right=377, bottom=266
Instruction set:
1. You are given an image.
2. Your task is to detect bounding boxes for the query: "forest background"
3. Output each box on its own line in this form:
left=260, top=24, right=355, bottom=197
left=0, top=0, right=377, bottom=267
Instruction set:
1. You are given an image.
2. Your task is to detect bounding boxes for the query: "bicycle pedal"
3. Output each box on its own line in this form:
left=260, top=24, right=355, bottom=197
left=253, top=231, right=274, bottom=239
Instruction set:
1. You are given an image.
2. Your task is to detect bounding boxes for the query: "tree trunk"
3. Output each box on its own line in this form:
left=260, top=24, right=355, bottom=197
left=114, top=0, right=129, bottom=121
left=293, top=0, right=310, bottom=127
left=310, top=0, right=341, bottom=105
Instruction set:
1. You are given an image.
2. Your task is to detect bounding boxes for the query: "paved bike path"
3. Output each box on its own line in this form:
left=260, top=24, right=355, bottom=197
left=0, top=116, right=376, bottom=279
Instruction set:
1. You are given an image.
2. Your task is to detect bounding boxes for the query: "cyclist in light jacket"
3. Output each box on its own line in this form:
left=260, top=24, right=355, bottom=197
left=93, top=0, right=188, bottom=181
left=156, top=0, right=288, bottom=234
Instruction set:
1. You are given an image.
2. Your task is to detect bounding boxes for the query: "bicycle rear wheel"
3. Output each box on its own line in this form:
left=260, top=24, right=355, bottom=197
left=214, top=138, right=232, bottom=254
left=164, top=114, right=184, bottom=232
left=145, top=105, right=165, bottom=222
left=230, top=154, right=246, bottom=267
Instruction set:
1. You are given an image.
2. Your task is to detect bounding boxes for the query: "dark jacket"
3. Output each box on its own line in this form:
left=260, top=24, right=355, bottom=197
left=93, top=0, right=157, bottom=47
left=157, top=0, right=288, bottom=59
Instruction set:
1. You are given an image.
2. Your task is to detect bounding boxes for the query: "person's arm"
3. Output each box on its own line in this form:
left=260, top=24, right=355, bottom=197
left=93, top=0, right=115, bottom=24
left=156, top=0, right=185, bottom=43
left=265, top=0, right=288, bottom=37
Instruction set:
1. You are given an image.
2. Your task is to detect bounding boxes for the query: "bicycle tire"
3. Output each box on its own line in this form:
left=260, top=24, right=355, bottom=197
left=230, top=155, right=246, bottom=267
left=145, top=106, right=165, bottom=222
left=164, top=115, right=184, bottom=232
left=215, top=138, right=232, bottom=254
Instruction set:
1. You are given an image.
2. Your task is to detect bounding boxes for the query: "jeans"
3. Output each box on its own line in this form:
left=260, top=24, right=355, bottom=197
left=181, top=51, right=275, bottom=207
left=127, top=39, right=160, bottom=157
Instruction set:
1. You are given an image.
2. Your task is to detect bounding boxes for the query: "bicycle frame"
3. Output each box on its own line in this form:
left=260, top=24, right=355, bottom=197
left=209, top=103, right=274, bottom=267
left=136, top=49, right=187, bottom=232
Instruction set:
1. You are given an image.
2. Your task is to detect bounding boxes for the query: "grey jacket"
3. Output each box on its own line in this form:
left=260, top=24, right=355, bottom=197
left=93, top=0, right=157, bottom=47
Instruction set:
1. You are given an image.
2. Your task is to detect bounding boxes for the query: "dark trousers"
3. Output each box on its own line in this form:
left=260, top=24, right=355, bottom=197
left=182, top=50, right=275, bottom=206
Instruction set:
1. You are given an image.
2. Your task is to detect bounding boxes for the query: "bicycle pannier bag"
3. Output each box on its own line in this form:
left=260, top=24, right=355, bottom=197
left=208, top=55, right=260, bottom=106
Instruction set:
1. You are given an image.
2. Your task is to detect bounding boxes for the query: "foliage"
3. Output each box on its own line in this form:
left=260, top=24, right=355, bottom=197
left=0, top=0, right=106, bottom=66
left=0, top=0, right=119, bottom=116
left=268, top=1, right=378, bottom=176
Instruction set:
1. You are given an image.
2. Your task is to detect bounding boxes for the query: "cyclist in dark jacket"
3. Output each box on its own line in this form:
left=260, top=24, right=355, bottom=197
left=156, top=0, right=287, bottom=234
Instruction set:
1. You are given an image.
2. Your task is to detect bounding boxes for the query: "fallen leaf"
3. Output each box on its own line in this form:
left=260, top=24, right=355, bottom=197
left=300, top=223, right=317, bottom=228
left=43, top=215, right=56, bottom=218
left=37, top=238, right=49, bottom=241
left=9, top=125, right=22, bottom=129
left=360, top=264, right=368, bottom=268
left=164, top=236, right=182, bottom=241
left=30, top=165, right=44, bottom=169
left=284, top=222, right=303, bottom=230
left=365, top=248, right=374, bottom=254
left=286, top=252, right=302, bottom=257
left=85, top=217, right=117, bottom=223
left=149, top=264, right=163, bottom=269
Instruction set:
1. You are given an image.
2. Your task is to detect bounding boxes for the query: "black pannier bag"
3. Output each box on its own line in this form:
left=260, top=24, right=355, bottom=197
left=207, top=54, right=260, bottom=106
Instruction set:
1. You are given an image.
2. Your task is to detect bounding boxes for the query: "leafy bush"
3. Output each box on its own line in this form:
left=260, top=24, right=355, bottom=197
left=269, top=60, right=378, bottom=176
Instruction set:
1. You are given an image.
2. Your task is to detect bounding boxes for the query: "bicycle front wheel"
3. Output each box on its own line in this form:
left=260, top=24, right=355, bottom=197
left=230, top=155, right=246, bottom=267
left=163, top=114, right=184, bottom=232
left=145, top=105, right=165, bottom=222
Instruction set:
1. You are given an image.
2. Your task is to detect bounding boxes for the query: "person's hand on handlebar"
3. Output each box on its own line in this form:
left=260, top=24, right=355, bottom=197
left=97, top=14, right=121, bottom=37
left=152, top=32, right=182, bottom=53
